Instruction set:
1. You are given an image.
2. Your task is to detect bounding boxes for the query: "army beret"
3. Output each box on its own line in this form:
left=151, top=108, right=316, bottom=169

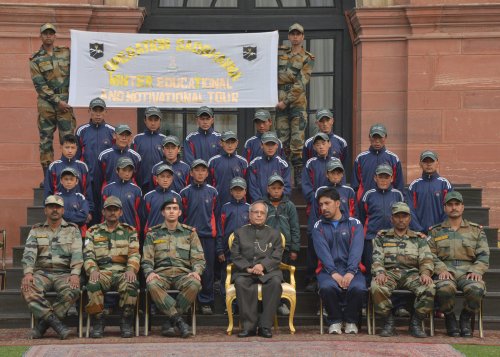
left=103, top=196, right=122, bottom=209
left=45, top=195, right=64, bottom=207
left=196, top=106, right=214, bottom=117
left=145, top=106, right=162, bottom=119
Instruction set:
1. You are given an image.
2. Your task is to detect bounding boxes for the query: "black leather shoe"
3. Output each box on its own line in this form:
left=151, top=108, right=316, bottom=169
left=258, top=327, right=273, bottom=338
left=238, top=329, right=256, bottom=338
left=459, top=310, right=473, bottom=338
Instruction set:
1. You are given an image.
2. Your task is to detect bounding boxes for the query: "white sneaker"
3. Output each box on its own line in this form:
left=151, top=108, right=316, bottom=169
left=344, top=322, right=358, bottom=334
left=328, top=322, right=342, bottom=335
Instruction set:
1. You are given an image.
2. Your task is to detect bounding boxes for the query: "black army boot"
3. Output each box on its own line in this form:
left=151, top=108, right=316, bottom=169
left=31, top=318, right=50, bottom=339
left=444, top=312, right=460, bottom=337
left=120, top=306, right=135, bottom=338
left=161, top=319, right=176, bottom=337
left=90, top=314, right=105, bottom=338
left=171, top=314, right=191, bottom=338
left=46, top=314, right=70, bottom=340
left=379, top=314, right=396, bottom=337
left=293, top=165, right=303, bottom=187
left=409, top=313, right=427, bottom=338
left=459, top=310, right=473, bottom=338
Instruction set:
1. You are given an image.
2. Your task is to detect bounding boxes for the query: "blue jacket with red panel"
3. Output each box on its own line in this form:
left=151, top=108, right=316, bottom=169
left=151, top=158, right=190, bottom=194
left=216, top=198, right=250, bottom=256
left=180, top=182, right=218, bottom=238
left=102, top=179, right=142, bottom=230
left=247, top=154, right=291, bottom=202
left=142, top=186, right=181, bottom=235
left=183, top=127, right=221, bottom=165
left=44, top=156, right=94, bottom=211
left=57, top=187, right=90, bottom=227
left=132, top=129, right=166, bottom=193
left=97, top=145, right=142, bottom=193
left=407, top=172, right=453, bottom=233
left=244, top=133, right=285, bottom=163
left=312, top=214, right=364, bottom=276
left=351, top=146, right=404, bottom=204
left=302, top=156, right=346, bottom=205
left=302, top=131, right=348, bottom=167
left=208, top=152, right=248, bottom=210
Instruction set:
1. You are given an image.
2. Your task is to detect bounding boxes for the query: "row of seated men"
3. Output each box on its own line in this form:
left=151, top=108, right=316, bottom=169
left=22, top=186, right=488, bottom=340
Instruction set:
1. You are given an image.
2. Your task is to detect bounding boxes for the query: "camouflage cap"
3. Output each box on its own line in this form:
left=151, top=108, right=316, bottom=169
left=288, top=23, right=304, bottom=34
left=196, top=106, right=214, bottom=117
left=191, top=159, right=209, bottom=169
left=230, top=177, right=247, bottom=190
left=89, top=97, right=106, bottom=109
left=420, top=150, right=438, bottom=162
left=261, top=131, right=279, bottom=144
left=444, top=191, right=463, bottom=204
left=369, top=123, right=387, bottom=138
left=103, top=196, right=122, bottom=209
left=313, top=132, right=330, bottom=143
left=145, top=106, right=162, bottom=119
left=44, top=195, right=64, bottom=207
left=268, top=174, right=285, bottom=186
left=115, top=124, right=132, bottom=135
left=392, top=202, right=410, bottom=215
left=155, top=164, right=174, bottom=176
left=61, top=167, right=80, bottom=178
left=315, top=108, right=334, bottom=121
left=221, top=130, right=238, bottom=141
left=40, top=23, right=56, bottom=33
left=326, top=159, right=344, bottom=172
left=160, top=196, right=181, bottom=210
left=116, top=156, right=135, bottom=169
left=375, top=163, right=393, bottom=176
left=254, top=109, right=271, bottom=122
left=162, top=135, right=181, bottom=147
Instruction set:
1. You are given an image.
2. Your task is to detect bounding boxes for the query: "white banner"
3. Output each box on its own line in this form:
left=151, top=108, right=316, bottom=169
left=68, top=30, right=278, bottom=108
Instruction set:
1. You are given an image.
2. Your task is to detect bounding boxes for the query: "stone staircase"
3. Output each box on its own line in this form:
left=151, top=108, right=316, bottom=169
left=0, top=185, right=498, bottom=332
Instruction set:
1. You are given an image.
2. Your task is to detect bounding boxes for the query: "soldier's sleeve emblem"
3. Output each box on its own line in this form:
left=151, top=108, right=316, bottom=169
left=89, top=43, right=104, bottom=59
left=243, top=45, right=257, bottom=61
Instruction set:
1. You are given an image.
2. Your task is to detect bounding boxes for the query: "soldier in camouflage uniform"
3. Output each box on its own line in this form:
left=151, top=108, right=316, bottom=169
left=21, top=195, right=83, bottom=340
left=275, top=23, right=315, bottom=186
left=428, top=191, right=489, bottom=337
left=30, top=23, right=75, bottom=182
left=83, top=196, right=140, bottom=338
left=371, top=202, right=435, bottom=338
left=142, top=196, right=205, bottom=338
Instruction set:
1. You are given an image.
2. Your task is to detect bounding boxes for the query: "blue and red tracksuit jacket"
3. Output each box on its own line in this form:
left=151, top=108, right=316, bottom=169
left=311, top=214, right=364, bottom=276
left=97, top=145, right=142, bottom=193
left=180, top=182, right=218, bottom=238
left=102, top=179, right=142, bottom=230
left=142, top=186, right=182, bottom=235
left=351, top=146, right=404, bottom=204
left=44, top=156, right=94, bottom=211
left=247, top=154, right=291, bottom=202
left=75, top=120, right=114, bottom=181
left=302, top=131, right=349, bottom=167
left=308, top=183, right=357, bottom=235
left=208, top=152, right=248, bottom=210
left=57, top=188, right=90, bottom=227
left=216, top=198, right=250, bottom=256
left=407, top=172, right=453, bottom=233
left=132, top=129, right=166, bottom=193
left=302, top=156, right=346, bottom=205
left=151, top=159, right=190, bottom=194
left=183, top=127, right=221, bottom=165
left=244, top=133, right=285, bottom=163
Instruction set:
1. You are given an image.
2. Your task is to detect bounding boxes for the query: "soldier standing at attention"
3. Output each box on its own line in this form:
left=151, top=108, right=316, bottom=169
left=21, top=195, right=83, bottom=340
left=30, top=23, right=74, bottom=184
left=428, top=191, right=489, bottom=337
left=275, top=23, right=315, bottom=187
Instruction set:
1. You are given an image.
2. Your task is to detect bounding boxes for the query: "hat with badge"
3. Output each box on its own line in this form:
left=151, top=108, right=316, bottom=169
left=315, top=108, right=334, bottom=121
left=254, top=109, right=271, bottom=122
left=261, top=131, right=279, bottom=144
left=160, top=196, right=181, bottom=210
left=162, top=135, right=181, bottom=147
left=392, top=202, right=411, bottom=215
left=230, top=177, right=247, bottom=190
left=268, top=174, right=285, bottom=186
left=103, top=196, right=122, bottom=209
left=116, top=157, right=135, bottom=169
left=326, top=159, right=344, bottom=172
left=420, top=150, right=438, bottom=162
left=89, top=97, right=106, bottom=109
left=115, top=124, right=132, bottom=135
left=221, top=130, right=238, bottom=141
left=375, top=163, right=393, bottom=176
left=369, top=123, right=387, bottom=138
left=191, top=159, right=209, bottom=169
left=312, top=132, right=330, bottom=143
left=44, top=195, right=64, bottom=207
left=444, top=191, right=463, bottom=204
left=155, top=164, right=174, bottom=176
left=145, top=106, right=162, bottom=119
left=40, top=23, right=57, bottom=33
left=61, top=167, right=80, bottom=179
left=196, top=106, right=214, bottom=117
left=288, top=23, right=304, bottom=34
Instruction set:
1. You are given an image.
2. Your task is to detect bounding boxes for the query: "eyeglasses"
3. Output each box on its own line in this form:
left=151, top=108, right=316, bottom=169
left=250, top=210, right=266, bottom=215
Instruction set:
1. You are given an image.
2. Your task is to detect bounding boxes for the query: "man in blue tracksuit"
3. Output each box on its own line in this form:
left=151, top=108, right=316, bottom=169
left=244, top=109, right=284, bottom=163
left=407, top=150, right=453, bottom=233
left=183, top=106, right=221, bottom=165
left=132, top=106, right=166, bottom=193
left=248, top=132, right=291, bottom=202
left=151, top=135, right=190, bottom=194
left=312, top=187, right=366, bottom=335
left=180, top=159, right=218, bottom=315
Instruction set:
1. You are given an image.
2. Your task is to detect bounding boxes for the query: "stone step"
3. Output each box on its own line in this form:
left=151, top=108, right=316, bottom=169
left=485, top=227, right=499, bottom=248
left=455, top=187, right=482, bottom=206
left=19, top=226, right=31, bottom=245
left=12, top=246, right=24, bottom=267
left=34, top=187, right=44, bottom=207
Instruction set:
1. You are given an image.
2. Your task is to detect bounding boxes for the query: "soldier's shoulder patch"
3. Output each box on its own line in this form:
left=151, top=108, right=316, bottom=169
left=65, top=222, right=79, bottom=229
left=181, top=224, right=196, bottom=232
left=30, top=49, right=44, bottom=60
left=31, top=223, right=43, bottom=229
left=428, top=224, right=442, bottom=231
left=383, top=242, right=397, bottom=247
left=120, top=222, right=136, bottom=232
left=416, top=232, right=428, bottom=239
left=469, top=222, right=483, bottom=229
left=278, top=45, right=290, bottom=51
left=305, top=50, right=315, bottom=60
left=434, top=235, right=449, bottom=242
left=149, top=224, right=163, bottom=232
left=377, top=229, right=388, bottom=236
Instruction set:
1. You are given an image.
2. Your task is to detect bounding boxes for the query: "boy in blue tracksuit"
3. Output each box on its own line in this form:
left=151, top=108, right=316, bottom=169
left=132, top=106, right=166, bottom=193
left=216, top=177, right=250, bottom=298
left=180, top=159, right=218, bottom=315
left=208, top=130, right=248, bottom=212
left=248, top=131, right=291, bottom=202
left=57, top=167, right=90, bottom=230
left=183, top=106, right=221, bottom=165
left=244, top=109, right=284, bottom=163
left=151, top=135, right=190, bottom=194
left=312, top=187, right=365, bottom=335
left=302, top=108, right=348, bottom=168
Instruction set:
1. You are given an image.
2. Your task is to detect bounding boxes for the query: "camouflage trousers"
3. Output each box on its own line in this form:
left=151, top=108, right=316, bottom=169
left=37, top=98, right=76, bottom=167
left=371, top=270, right=435, bottom=317
left=86, top=270, right=139, bottom=315
left=435, top=274, right=486, bottom=314
left=21, top=272, right=80, bottom=320
left=147, top=272, right=201, bottom=318
left=275, top=107, right=307, bottom=167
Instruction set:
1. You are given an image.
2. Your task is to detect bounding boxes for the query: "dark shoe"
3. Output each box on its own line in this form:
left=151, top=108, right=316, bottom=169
left=238, top=329, right=256, bottom=338
left=293, top=166, right=303, bottom=187
left=305, top=280, right=318, bottom=293
left=409, top=314, right=427, bottom=338
left=31, top=318, right=50, bottom=339
left=90, top=314, right=105, bottom=339
left=46, top=314, right=70, bottom=340
left=171, top=315, right=191, bottom=338
left=161, top=320, right=176, bottom=337
left=459, top=310, right=473, bottom=338
left=379, top=314, right=396, bottom=337
left=258, top=327, right=273, bottom=338
left=444, top=312, right=460, bottom=337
